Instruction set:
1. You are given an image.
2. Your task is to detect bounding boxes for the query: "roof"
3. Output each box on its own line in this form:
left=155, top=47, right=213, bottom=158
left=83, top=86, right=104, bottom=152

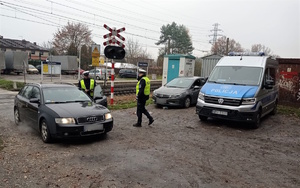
left=164, top=54, right=196, bottom=60
left=103, top=62, right=139, bottom=69
left=201, top=54, right=223, bottom=59
left=0, top=36, right=49, bottom=52
left=216, top=56, right=270, bottom=67
left=26, top=83, right=76, bottom=88
left=176, top=76, right=205, bottom=80
left=277, top=58, right=300, bottom=64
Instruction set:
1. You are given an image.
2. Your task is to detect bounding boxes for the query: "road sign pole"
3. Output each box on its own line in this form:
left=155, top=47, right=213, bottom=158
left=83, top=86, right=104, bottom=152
left=111, top=59, right=114, bottom=105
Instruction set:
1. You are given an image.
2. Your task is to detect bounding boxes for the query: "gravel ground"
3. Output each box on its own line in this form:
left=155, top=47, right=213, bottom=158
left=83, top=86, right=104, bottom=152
left=0, top=94, right=300, bottom=188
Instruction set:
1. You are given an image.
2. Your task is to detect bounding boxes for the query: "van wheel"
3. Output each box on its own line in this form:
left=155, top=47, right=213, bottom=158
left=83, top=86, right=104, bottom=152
left=252, top=110, right=261, bottom=129
left=183, top=97, right=191, bottom=108
left=271, top=100, right=278, bottom=115
left=199, top=115, right=208, bottom=121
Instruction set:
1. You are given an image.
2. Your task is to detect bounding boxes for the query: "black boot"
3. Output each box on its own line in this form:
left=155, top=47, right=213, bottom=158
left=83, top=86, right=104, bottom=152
left=148, top=118, right=154, bottom=125
left=133, top=123, right=142, bottom=127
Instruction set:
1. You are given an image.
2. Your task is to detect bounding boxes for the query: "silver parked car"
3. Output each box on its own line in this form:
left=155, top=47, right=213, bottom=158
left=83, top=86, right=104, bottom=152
left=152, top=77, right=206, bottom=108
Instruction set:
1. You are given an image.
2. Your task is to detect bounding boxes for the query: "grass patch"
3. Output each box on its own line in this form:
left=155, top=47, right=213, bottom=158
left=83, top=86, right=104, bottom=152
left=108, top=96, right=153, bottom=110
left=278, top=105, right=300, bottom=118
left=0, top=79, right=25, bottom=91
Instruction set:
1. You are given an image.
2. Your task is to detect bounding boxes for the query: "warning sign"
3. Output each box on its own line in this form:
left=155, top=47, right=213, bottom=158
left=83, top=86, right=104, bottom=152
left=92, top=44, right=100, bottom=66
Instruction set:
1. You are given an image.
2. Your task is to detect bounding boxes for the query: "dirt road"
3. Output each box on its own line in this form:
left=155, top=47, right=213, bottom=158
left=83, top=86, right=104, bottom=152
left=0, top=95, right=300, bottom=187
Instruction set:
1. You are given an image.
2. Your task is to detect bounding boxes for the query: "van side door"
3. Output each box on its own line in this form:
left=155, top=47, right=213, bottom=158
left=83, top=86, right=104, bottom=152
left=260, top=68, right=276, bottom=115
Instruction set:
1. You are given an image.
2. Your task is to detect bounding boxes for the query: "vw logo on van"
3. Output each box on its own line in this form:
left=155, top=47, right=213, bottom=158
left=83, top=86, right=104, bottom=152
left=218, top=98, right=224, bottom=104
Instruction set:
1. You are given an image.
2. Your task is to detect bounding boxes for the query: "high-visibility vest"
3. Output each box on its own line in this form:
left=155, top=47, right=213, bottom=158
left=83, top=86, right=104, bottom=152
left=80, top=79, right=95, bottom=96
left=136, top=77, right=150, bottom=96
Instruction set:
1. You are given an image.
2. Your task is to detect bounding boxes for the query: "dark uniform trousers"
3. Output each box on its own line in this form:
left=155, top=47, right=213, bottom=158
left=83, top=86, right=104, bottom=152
left=137, top=96, right=152, bottom=124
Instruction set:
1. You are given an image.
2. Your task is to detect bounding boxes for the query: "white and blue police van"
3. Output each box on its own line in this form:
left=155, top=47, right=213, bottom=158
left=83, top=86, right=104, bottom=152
left=196, top=52, right=278, bottom=128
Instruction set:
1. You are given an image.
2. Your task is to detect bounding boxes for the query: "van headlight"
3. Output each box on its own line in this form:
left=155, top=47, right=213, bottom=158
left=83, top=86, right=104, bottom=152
left=55, top=118, right=75, bottom=124
left=242, top=98, right=256, bottom=105
left=198, top=92, right=205, bottom=100
left=105, top=113, right=112, bottom=120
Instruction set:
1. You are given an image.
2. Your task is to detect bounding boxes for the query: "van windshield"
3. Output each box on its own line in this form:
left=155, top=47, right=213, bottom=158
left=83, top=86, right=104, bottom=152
left=208, top=66, right=263, bottom=86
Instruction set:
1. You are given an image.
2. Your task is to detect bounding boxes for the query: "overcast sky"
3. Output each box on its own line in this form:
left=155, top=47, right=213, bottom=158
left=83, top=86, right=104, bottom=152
left=0, top=0, right=299, bottom=59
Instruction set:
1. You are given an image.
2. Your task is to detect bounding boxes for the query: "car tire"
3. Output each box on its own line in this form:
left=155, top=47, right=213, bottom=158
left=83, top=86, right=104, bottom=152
left=199, top=115, right=208, bottom=121
left=14, top=108, right=21, bottom=125
left=270, top=100, right=278, bottom=115
left=252, top=110, right=261, bottom=129
left=183, top=97, right=191, bottom=108
left=96, top=76, right=100, bottom=80
left=40, top=120, right=52, bottom=143
left=156, top=104, right=162, bottom=108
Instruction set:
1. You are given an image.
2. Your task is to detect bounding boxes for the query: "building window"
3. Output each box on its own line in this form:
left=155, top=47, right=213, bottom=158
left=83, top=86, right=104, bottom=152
left=39, top=51, right=44, bottom=55
left=31, top=50, right=35, bottom=54
left=1, top=48, right=6, bottom=52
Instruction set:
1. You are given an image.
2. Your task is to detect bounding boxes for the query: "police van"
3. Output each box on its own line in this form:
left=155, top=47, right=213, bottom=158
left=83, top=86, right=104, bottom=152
left=196, top=52, right=278, bottom=128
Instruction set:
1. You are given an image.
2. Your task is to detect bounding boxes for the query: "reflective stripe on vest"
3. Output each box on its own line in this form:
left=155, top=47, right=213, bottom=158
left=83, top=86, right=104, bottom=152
left=80, top=79, right=95, bottom=96
left=136, top=77, right=150, bottom=96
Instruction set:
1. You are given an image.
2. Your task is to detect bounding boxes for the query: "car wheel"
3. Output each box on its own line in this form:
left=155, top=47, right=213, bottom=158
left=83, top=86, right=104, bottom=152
left=96, top=76, right=100, bottom=80
left=183, top=97, right=191, bottom=108
left=199, top=115, right=208, bottom=121
left=156, top=104, right=162, bottom=108
left=14, top=108, right=21, bottom=125
left=40, top=120, right=52, bottom=143
left=252, top=110, right=261, bottom=129
left=271, top=100, right=278, bottom=115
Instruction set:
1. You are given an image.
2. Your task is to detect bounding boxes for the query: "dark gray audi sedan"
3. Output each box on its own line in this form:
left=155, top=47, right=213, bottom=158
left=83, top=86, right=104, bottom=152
left=152, top=77, right=206, bottom=108
left=14, top=83, right=113, bottom=143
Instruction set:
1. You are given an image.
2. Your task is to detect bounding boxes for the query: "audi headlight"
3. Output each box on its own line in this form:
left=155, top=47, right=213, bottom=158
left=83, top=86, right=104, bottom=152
left=105, top=113, right=112, bottom=120
left=55, top=118, right=75, bottom=124
left=198, top=92, right=204, bottom=100
left=242, top=98, right=256, bottom=105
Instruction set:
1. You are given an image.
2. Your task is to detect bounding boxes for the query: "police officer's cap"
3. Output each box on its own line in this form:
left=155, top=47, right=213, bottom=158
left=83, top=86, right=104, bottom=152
left=83, top=71, right=89, bottom=76
left=138, top=69, right=146, bottom=74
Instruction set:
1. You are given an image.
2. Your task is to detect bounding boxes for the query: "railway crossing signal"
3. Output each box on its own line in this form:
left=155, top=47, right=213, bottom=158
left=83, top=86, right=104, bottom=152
left=103, top=24, right=126, bottom=60
left=103, top=24, right=125, bottom=48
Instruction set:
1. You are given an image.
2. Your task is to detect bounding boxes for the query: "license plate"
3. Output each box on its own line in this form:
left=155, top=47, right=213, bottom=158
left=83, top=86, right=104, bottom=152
left=156, top=98, right=166, bottom=104
left=212, top=110, right=228, bottom=116
left=84, top=124, right=103, bottom=132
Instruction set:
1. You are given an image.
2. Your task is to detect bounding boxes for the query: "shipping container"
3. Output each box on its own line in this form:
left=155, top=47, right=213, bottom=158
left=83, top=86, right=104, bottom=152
left=48, top=55, right=78, bottom=74
left=0, top=52, right=5, bottom=71
left=4, top=51, right=28, bottom=74
left=201, top=54, right=223, bottom=78
left=278, top=58, right=300, bottom=108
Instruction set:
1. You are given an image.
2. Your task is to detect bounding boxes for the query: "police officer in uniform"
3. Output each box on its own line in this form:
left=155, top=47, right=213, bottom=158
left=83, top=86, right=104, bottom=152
left=78, top=71, right=96, bottom=98
left=133, top=69, right=154, bottom=127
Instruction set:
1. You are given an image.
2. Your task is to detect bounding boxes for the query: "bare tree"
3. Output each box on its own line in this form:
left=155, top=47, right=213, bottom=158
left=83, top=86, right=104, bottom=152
left=251, top=44, right=272, bottom=55
left=125, top=38, right=152, bottom=65
left=251, top=44, right=280, bottom=57
left=52, top=22, right=92, bottom=55
left=211, top=36, right=243, bottom=55
left=40, top=41, right=58, bottom=55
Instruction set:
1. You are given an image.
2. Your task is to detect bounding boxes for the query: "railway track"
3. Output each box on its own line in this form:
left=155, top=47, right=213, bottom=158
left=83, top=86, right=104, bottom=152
left=100, top=81, right=162, bottom=96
